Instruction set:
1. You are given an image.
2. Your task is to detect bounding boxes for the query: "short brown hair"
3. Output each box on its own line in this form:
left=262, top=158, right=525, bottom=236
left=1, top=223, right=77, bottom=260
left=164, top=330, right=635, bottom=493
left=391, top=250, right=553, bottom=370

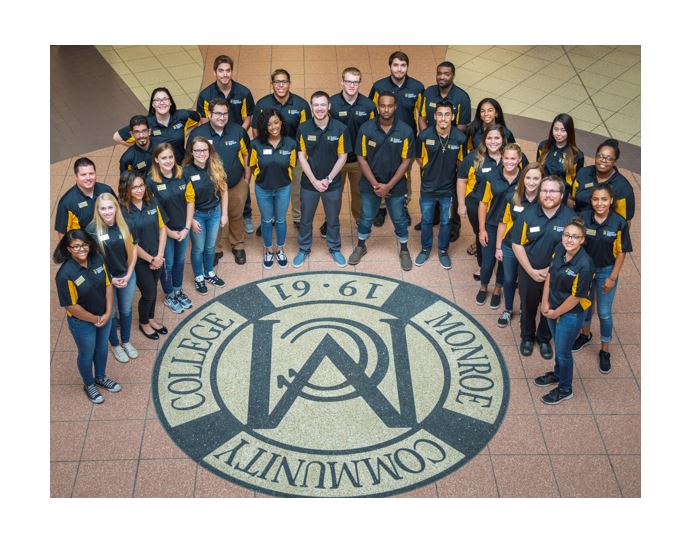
left=213, top=55, right=234, bottom=71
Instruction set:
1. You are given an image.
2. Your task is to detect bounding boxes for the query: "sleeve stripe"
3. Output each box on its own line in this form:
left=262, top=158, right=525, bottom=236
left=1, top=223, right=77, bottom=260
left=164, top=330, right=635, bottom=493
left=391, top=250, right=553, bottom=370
left=67, top=280, right=78, bottom=305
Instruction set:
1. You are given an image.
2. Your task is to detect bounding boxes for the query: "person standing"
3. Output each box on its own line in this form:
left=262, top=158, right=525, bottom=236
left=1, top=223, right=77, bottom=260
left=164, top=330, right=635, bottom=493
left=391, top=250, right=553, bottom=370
left=119, top=115, right=153, bottom=175
left=347, top=91, right=415, bottom=271
left=293, top=91, right=350, bottom=268
left=536, top=113, right=584, bottom=201
left=414, top=100, right=466, bottom=270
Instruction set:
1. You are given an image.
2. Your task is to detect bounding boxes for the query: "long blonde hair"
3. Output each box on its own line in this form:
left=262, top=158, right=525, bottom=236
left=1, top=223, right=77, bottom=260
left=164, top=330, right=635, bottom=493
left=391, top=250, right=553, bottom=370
left=182, top=136, right=227, bottom=196
left=91, top=192, right=135, bottom=265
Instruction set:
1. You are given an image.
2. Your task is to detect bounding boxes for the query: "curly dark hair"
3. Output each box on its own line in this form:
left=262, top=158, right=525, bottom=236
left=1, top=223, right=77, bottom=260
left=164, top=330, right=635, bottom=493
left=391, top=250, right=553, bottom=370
left=256, top=108, right=287, bottom=144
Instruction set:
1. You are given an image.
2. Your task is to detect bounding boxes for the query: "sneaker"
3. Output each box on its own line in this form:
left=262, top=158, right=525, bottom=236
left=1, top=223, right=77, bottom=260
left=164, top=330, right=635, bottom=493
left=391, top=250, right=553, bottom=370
left=599, top=350, right=612, bottom=374
left=292, top=250, right=308, bottom=268
left=164, top=294, right=184, bottom=314
left=263, top=251, right=275, bottom=269
left=320, top=221, right=327, bottom=238
left=112, top=345, right=129, bottom=363
left=194, top=277, right=208, bottom=295
left=122, top=342, right=139, bottom=359
left=572, top=332, right=592, bottom=351
left=175, top=290, right=193, bottom=310
left=243, top=216, right=255, bottom=234
left=331, top=250, right=347, bottom=267
left=84, top=384, right=104, bottom=404
left=399, top=249, right=412, bottom=271
left=275, top=249, right=288, bottom=268
left=205, top=272, right=226, bottom=288
left=348, top=245, right=367, bottom=265
left=373, top=207, right=386, bottom=227
left=439, top=250, right=452, bottom=270
left=415, top=249, right=430, bottom=266
left=475, top=289, right=487, bottom=305
left=489, top=291, right=502, bottom=309
left=497, top=310, right=512, bottom=328
left=541, top=386, right=573, bottom=405
left=95, top=376, right=122, bottom=393
left=534, top=371, right=560, bottom=387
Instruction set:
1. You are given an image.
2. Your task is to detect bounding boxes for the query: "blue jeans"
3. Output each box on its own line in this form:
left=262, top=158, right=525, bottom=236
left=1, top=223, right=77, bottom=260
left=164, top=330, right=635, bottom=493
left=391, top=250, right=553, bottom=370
left=419, top=194, right=453, bottom=251
left=67, top=316, right=112, bottom=386
left=109, top=272, right=137, bottom=346
left=501, top=244, right=518, bottom=310
left=161, top=234, right=189, bottom=295
left=480, top=224, right=503, bottom=286
left=547, top=311, right=586, bottom=393
left=190, top=205, right=221, bottom=278
left=255, top=183, right=291, bottom=248
left=358, top=191, right=408, bottom=242
left=583, top=265, right=617, bottom=344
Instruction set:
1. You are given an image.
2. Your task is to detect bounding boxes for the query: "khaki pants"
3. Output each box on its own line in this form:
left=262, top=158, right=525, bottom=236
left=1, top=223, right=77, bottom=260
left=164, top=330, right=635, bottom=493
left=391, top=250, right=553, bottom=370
left=216, top=180, right=248, bottom=251
left=290, top=162, right=303, bottom=223
left=341, top=160, right=362, bottom=221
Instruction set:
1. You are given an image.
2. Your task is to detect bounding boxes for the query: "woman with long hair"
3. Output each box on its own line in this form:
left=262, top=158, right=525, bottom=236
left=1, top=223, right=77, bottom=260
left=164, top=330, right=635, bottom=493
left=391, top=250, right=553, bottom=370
left=536, top=113, right=584, bottom=201
left=86, top=193, right=138, bottom=363
left=147, top=143, right=193, bottom=313
left=119, top=170, right=168, bottom=340
left=53, top=230, right=121, bottom=403
left=182, top=136, right=228, bottom=294
left=465, top=97, right=516, bottom=154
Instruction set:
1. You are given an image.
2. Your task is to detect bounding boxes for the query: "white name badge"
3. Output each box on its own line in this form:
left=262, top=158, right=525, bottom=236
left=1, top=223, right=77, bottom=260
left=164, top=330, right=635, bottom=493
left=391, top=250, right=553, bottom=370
left=191, top=174, right=201, bottom=181
left=307, top=135, right=317, bottom=141
left=99, top=234, right=110, bottom=241
left=529, top=226, right=540, bottom=233
left=482, top=167, right=492, bottom=173
left=153, top=129, right=162, bottom=136
left=263, top=149, right=273, bottom=155
left=136, top=161, right=146, bottom=169
left=586, top=228, right=597, bottom=236
left=157, top=184, right=167, bottom=190
left=78, top=201, right=88, bottom=208
left=74, top=275, right=85, bottom=286
left=338, top=111, right=347, bottom=117
left=513, top=205, right=524, bottom=212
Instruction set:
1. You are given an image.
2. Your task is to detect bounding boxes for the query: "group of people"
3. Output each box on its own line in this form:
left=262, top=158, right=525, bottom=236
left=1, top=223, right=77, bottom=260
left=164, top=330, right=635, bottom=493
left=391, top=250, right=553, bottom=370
left=53, top=50, right=636, bottom=406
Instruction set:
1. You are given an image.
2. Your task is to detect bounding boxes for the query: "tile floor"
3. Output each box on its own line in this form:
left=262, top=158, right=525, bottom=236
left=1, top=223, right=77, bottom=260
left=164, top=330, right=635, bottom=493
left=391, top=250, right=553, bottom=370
left=50, top=45, right=641, bottom=498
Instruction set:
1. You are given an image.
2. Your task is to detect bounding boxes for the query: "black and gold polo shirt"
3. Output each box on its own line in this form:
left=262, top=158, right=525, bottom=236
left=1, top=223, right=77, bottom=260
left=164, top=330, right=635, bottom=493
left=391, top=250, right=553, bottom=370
left=85, top=222, right=131, bottom=278
left=147, top=173, right=188, bottom=231
left=196, top=80, right=255, bottom=125
left=419, top=84, right=472, bottom=129
left=368, top=75, right=424, bottom=134
left=416, top=126, right=466, bottom=196
left=511, top=202, right=576, bottom=268
left=329, top=92, right=376, bottom=163
left=183, top=163, right=222, bottom=212
left=119, top=143, right=153, bottom=175
left=296, top=118, right=351, bottom=193
left=118, top=110, right=201, bottom=163
left=579, top=208, right=633, bottom=268
left=536, top=140, right=584, bottom=195
left=251, top=93, right=311, bottom=139
left=249, top=137, right=298, bottom=190
left=54, top=182, right=115, bottom=234
left=573, top=165, right=636, bottom=221
left=548, top=243, right=595, bottom=314
left=188, top=122, right=250, bottom=188
left=122, top=200, right=167, bottom=257
left=56, top=253, right=111, bottom=317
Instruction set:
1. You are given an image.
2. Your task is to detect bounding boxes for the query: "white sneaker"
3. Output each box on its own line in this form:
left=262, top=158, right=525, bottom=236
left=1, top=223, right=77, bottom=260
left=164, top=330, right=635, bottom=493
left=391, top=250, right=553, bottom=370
left=112, top=345, right=129, bottom=363
left=122, top=342, right=139, bottom=359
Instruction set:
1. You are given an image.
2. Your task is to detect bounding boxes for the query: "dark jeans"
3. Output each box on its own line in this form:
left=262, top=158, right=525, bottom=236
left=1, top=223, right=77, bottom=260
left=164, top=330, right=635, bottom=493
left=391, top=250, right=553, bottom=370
left=298, top=187, right=342, bottom=253
left=480, top=223, right=503, bottom=286
left=134, top=258, right=161, bottom=325
left=517, top=265, right=552, bottom=344
left=67, top=316, right=112, bottom=386
left=547, top=311, right=586, bottom=393
left=501, top=244, right=519, bottom=311
left=161, top=235, right=189, bottom=295
left=419, top=194, right=453, bottom=251
left=466, top=196, right=482, bottom=267
left=358, top=191, right=408, bottom=242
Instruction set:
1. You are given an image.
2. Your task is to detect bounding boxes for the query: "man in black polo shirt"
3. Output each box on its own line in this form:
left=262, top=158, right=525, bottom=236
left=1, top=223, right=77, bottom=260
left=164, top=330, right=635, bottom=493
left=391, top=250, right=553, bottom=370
left=55, top=157, right=115, bottom=239
left=293, top=91, right=351, bottom=268
left=189, top=98, right=251, bottom=265
left=368, top=51, right=424, bottom=228
left=119, top=115, right=153, bottom=175
left=512, top=176, right=576, bottom=359
left=348, top=91, right=415, bottom=271
left=252, top=69, right=311, bottom=227
left=414, top=100, right=466, bottom=270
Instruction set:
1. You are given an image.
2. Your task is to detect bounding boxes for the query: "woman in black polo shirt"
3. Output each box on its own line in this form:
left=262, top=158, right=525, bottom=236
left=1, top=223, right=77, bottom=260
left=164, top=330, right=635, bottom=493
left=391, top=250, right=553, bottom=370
left=465, top=98, right=516, bottom=154
left=534, top=217, right=595, bottom=405
left=183, top=136, right=228, bottom=294
left=536, top=113, right=584, bottom=201
left=119, top=170, right=168, bottom=340
left=53, top=229, right=121, bottom=404
left=249, top=109, right=297, bottom=269
left=86, top=193, right=138, bottom=364
left=148, top=143, right=193, bottom=314
left=573, top=184, right=633, bottom=373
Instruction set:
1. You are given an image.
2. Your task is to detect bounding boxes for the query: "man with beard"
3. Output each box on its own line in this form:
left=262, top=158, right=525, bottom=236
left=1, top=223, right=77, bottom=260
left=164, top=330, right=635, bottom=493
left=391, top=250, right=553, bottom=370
left=119, top=115, right=153, bottom=175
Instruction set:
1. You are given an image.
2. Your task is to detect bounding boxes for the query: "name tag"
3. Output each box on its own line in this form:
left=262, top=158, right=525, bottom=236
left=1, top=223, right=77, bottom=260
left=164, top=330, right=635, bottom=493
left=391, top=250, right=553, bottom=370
left=157, top=183, right=167, bottom=191
left=74, top=275, right=85, bottom=286
left=136, top=161, right=146, bottom=169
left=368, top=140, right=377, bottom=148
left=482, top=167, right=492, bottom=173
left=429, top=102, right=437, bottom=108
left=338, top=111, right=347, bottom=117
left=529, top=226, right=540, bottom=233
left=586, top=228, right=596, bottom=236
left=153, top=129, right=162, bottom=136
left=99, top=234, right=110, bottom=241
left=513, top=205, right=524, bottom=213
left=263, top=149, right=273, bottom=155
left=78, top=201, right=88, bottom=208
left=425, top=139, right=435, bottom=146
left=191, top=174, right=200, bottom=181
left=307, top=135, right=317, bottom=141
left=584, top=182, right=594, bottom=188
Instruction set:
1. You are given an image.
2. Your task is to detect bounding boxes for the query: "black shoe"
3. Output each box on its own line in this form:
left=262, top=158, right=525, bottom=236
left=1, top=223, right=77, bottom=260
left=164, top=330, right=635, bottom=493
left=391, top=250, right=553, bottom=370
left=151, top=324, right=168, bottom=335
left=139, top=325, right=159, bottom=340
left=450, top=227, right=460, bottom=243
left=213, top=251, right=223, bottom=267
left=534, top=371, right=559, bottom=387
left=539, top=341, right=553, bottom=360
left=194, top=278, right=208, bottom=295
left=232, top=248, right=246, bottom=265
left=572, top=332, right=592, bottom=351
left=599, top=350, right=611, bottom=374
left=541, top=386, right=573, bottom=405
left=472, top=271, right=481, bottom=281
left=414, top=221, right=422, bottom=231
left=319, top=221, right=327, bottom=238
left=475, top=289, right=487, bottom=305
left=256, top=226, right=262, bottom=237
left=520, top=339, right=534, bottom=356
left=489, top=291, right=502, bottom=309
left=373, top=207, right=387, bottom=227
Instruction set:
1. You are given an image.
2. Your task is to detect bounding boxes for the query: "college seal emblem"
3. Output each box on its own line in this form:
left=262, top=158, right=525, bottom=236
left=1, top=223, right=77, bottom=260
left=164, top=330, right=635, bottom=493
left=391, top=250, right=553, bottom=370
left=153, top=272, right=509, bottom=497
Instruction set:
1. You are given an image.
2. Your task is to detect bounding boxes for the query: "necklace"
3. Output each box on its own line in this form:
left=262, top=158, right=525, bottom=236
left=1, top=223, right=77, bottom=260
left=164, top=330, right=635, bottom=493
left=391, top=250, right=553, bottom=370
left=438, top=132, right=449, bottom=153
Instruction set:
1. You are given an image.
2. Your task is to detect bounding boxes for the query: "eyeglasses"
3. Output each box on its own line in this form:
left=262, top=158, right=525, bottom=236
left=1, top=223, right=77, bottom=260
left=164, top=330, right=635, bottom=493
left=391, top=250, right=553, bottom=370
left=192, top=148, right=209, bottom=154
left=153, top=97, right=170, bottom=104
left=342, top=80, right=360, bottom=85
left=540, top=189, right=562, bottom=194
left=272, top=79, right=290, bottom=86
left=131, top=184, right=146, bottom=190
left=132, top=129, right=149, bottom=136
left=562, top=233, right=583, bottom=240
left=211, top=111, right=228, bottom=117
left=596, top=153, right=616, bottom=162
left=69, top=243, right=89, bottom=251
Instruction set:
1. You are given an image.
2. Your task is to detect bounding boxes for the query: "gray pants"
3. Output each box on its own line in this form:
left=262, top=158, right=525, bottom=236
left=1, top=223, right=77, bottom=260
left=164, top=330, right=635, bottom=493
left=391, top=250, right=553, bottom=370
left=298, top=186, right=342, bottom=253
left=290, top=163, right=303, bottom=222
